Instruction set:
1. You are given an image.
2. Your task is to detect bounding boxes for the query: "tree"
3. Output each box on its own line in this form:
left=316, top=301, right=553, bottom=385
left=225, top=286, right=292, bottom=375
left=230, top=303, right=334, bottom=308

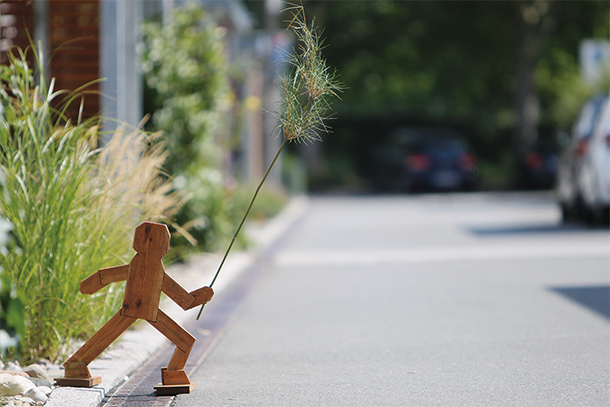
left=141, top=3, right=240, bottom=252
left=293, top=0, right=609, bottom=187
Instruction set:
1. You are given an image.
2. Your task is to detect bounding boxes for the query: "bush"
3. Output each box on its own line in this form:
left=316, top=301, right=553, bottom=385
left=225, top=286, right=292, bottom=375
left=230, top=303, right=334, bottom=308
left=141, top=3, right=242, bottom=252
left=0, top=46, right=179, bottom=362
left=0, top=217, right=24, bottom=359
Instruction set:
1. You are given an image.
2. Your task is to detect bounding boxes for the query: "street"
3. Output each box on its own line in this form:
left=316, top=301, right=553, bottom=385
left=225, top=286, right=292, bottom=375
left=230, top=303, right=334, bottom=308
left=174, top=192, right=609, bottom=407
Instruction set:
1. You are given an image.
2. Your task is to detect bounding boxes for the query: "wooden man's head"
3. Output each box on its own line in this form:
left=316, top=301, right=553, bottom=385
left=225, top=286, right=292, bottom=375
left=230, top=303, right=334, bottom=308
left=132, top=222, right=170, bottom=258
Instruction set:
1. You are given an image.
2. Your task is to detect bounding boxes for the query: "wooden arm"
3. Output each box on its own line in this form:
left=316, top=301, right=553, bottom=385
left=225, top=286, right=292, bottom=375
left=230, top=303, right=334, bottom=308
left=161, top=274, right=214, bottom=310
left=99, top=265, right=129, bottom=284
left=80, top=265, right=129, bottom=295
left=162, top=274, right=195, bottom=310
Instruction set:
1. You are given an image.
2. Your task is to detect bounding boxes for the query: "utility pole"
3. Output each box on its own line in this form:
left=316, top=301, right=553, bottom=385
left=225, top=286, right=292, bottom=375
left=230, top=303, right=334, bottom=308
left=262, top=0, right=284, bottom=188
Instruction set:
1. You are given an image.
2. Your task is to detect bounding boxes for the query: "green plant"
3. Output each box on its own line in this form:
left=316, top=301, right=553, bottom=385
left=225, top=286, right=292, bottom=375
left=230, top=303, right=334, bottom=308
left=0, top=46, right=179, bottom=362
left=141, top=3, right=239, bottom=253
left=0, top=217, right=24, bottom=359
left=549, top=65, right=610, bottom=129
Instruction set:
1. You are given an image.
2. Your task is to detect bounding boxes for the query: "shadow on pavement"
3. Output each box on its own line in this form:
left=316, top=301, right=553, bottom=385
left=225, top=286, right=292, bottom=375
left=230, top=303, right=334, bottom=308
left=550, top=285, right=610, bottom=320
left=467, top=223, right=598, bottom=236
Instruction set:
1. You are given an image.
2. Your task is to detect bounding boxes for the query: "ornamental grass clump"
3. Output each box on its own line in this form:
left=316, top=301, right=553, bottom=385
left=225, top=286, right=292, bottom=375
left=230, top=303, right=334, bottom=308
left=0, top=46, right=179, bottom=362
left=197, top=5, right=341, bottom=319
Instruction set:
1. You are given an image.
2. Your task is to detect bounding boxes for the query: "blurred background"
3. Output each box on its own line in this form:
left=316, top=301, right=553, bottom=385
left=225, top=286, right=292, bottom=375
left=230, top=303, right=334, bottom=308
left=294, top=0, right=609, bottom=194
left=1, top=0, right=609, bottom=197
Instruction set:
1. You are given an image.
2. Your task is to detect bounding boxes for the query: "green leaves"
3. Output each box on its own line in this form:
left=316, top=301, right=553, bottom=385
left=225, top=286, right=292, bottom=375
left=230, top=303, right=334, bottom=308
left=141, top=3, right=241, bottom=253
left=141, top=3, right=228, bottom=175
left=0, top=218, right=25, bottom=357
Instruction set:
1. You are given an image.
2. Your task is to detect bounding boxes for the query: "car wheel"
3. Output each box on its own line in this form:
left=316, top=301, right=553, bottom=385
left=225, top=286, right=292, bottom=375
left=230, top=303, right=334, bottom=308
left=603, top=208, right=610, bottom=225
left=574, top=195, right=587, bottom=221
left=560, top=203, right=573, bottom=223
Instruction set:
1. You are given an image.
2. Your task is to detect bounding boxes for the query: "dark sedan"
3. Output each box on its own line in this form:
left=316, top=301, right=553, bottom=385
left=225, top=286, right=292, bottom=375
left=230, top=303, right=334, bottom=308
left=395, top=128, right=478, bottom=192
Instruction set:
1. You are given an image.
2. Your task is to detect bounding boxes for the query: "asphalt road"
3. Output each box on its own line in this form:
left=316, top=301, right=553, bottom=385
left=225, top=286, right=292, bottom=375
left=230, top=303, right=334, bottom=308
left=173, top=192, right=609, bottom=407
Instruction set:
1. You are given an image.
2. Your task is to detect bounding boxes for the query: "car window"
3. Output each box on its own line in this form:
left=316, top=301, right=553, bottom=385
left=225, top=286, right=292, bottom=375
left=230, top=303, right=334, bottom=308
left=573, top=97, right=605, bottom=140
left=593, top=100, right=610, bottom=142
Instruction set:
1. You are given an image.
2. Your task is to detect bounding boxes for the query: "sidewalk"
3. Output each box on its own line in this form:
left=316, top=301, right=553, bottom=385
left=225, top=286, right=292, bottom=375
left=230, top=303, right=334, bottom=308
left=44, top=197, right=308, bottom=407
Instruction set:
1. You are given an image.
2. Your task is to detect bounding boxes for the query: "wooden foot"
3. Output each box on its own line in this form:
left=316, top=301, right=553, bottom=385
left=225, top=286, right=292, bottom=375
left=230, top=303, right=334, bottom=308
left=55, top=376, right=102, bottom=387
left=161, top=367, right=190, bottom=385
left=155, top=368, right=193, bottom=395
left=154, top=383, right=194, bottom=395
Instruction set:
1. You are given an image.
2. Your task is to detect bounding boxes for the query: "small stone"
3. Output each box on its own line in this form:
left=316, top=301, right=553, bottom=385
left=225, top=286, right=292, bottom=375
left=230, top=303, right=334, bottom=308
left=25, top=379, right=50, bottom=389
left=23, top=389, right=46, bottom=405
left=35, top=386, right=51, bottom=396
left=15, top=394, right=36, bottom=405
left=33, top=360, right=51, bottom=368
left=22, top=366, right=50, bottom=383
left=0, top=374, right=35, bottom=397
left=0, top=373, right=28, bottom=380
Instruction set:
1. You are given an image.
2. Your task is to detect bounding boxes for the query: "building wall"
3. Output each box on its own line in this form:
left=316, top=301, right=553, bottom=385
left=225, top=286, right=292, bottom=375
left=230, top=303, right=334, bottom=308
left=48, top=0, right=101, bottom=120
left=0, top=0, right=34, bottom=64
left=1, top=0, right=101, bottom=121
left=1, top=0, right=142, bottom=128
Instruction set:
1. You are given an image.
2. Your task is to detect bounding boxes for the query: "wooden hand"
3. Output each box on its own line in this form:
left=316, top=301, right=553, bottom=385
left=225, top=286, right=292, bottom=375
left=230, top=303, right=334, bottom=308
left=188, top=287, right=214, bottom=309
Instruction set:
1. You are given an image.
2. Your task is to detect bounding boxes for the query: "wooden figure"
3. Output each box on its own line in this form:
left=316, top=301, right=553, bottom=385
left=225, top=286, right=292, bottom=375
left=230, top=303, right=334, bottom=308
left=55, top=222, right=214, bottom=395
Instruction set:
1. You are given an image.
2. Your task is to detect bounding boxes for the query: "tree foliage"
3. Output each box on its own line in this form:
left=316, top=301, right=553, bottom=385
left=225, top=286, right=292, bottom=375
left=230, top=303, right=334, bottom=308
left=141, top=3, right=243, bottom=252
left=306, top=0, right=608, bottom=131
left=264, top=0, right=610, bottom=189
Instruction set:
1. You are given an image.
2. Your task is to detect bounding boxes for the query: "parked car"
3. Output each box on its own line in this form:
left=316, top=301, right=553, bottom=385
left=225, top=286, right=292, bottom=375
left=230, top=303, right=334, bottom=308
left=557, top=95, right=610, bottom=224
left=390, top=127, right=478, bottom=192
left=517, top=138, right=560, bottom=190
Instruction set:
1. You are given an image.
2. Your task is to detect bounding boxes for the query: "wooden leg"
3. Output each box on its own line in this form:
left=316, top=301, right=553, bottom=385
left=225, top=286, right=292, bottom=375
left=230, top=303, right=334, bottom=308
left=149, top=309, right=196, bottom=394
left=148, top=309, right=195, bottom=352
left=56, top=310, right=136, bottom=388
left=167, top=342, right=193, bottom=370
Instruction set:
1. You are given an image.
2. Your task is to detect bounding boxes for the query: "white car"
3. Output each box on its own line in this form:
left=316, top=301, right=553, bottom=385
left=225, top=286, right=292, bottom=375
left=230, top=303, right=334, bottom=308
left=578, top=96, right=610, bottom=224
left=557, top=96, right=604, bottom=221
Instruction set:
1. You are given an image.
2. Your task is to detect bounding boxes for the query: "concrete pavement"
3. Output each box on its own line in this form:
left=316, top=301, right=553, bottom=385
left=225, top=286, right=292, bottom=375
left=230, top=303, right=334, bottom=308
left=174, top=193, right=609, bottom=407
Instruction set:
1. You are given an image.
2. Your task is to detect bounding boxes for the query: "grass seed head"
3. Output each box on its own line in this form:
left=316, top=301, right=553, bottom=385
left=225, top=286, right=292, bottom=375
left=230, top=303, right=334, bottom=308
left=278, top=4, right=342, bottom=144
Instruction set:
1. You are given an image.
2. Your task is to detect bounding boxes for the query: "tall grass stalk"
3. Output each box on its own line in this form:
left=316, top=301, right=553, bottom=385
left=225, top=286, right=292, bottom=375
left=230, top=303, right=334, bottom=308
left=197, top=5, right=341, bottom=319
left=0, top=46, right=179, bottom=362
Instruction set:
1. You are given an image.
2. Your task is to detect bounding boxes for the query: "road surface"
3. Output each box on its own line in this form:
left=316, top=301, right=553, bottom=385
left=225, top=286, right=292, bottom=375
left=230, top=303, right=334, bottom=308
left=174, top=192, right=609, bottom=407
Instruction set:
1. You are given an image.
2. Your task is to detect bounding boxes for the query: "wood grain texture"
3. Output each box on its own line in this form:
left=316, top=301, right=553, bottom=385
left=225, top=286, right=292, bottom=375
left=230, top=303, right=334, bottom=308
left=121, top=223, right=170, bottom=321
left=162, top=274, right=194, bottom=310
left=99, top=265, right=129, bottom=284
left=65, top=311, right=136, bottom=367
left=63, top=362, right=91, bottom=378
left=55, top=376, right=101, bottom=387
left=167, top=343, right=193, bottom=371
left=79, top=273, right=103, bottom=295
left=161, top=367, right=191, bottom=385
left=148, top=309, right=194, bottom=352
left=189, top=286, right=214, bottom=309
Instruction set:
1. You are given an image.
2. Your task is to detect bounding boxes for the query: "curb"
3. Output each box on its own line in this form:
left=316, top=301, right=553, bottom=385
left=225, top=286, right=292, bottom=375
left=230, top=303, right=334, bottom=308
left=45, top=197, right=309, bottom=407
